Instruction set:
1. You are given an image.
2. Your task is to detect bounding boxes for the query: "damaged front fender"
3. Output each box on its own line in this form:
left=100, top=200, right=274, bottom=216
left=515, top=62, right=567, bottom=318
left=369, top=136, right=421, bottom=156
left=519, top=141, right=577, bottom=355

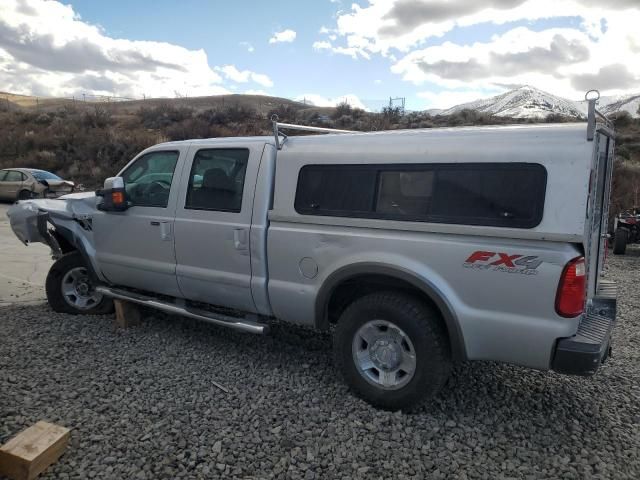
left=6, top=193, right=107, bottom=282
left=7, top=200, right=44, bottom=245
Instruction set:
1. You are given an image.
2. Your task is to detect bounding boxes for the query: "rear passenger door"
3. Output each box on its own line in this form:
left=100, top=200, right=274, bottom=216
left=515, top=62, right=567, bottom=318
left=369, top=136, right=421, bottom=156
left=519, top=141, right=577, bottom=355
left=173, top=144, right=262, bottom=312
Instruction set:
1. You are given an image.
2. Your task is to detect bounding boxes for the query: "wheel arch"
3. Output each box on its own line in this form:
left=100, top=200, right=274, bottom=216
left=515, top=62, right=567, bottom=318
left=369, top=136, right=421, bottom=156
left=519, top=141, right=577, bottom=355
left=315, top=263, right=467, bottom=361
left=37, top=213, right=104, bottom=284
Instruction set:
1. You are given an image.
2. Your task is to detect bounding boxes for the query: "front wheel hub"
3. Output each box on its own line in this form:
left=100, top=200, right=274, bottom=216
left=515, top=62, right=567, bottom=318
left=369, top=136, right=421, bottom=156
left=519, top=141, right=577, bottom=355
left=369, top=339, right=402, bottom=370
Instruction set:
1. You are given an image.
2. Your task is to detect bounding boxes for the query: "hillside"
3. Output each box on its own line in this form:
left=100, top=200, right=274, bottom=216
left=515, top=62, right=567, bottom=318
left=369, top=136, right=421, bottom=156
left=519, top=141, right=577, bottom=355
left=0, top=91, right=330, bottom=116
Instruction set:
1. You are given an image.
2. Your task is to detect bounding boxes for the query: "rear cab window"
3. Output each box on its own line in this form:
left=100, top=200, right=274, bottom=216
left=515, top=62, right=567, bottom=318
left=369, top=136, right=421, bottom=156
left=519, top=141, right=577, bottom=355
left=185, top=148, right=249, bottom=213
left=295, top=163, right=547, bottom=228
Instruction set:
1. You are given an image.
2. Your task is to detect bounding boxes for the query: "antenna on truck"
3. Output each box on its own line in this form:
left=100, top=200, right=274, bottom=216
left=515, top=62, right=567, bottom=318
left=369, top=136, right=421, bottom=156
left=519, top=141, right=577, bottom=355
left=585, top=89, right=614, bottom=141
left=271, top=115, right=352, bottom=150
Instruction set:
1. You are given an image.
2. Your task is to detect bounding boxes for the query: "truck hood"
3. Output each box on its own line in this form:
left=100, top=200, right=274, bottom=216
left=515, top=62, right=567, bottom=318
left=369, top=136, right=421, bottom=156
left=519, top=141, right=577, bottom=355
left=7, top=194, right=98, bottom=245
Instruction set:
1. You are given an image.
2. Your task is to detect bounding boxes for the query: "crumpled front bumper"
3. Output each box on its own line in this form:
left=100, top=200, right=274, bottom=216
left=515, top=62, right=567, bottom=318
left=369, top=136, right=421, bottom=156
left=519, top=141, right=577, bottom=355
left=7, top=201, right=45, bottom=245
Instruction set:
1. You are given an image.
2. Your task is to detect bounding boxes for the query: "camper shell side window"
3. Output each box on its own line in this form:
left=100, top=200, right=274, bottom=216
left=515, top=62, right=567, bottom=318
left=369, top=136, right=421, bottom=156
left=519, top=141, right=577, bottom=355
left=295, top=163, right=547, bottom=228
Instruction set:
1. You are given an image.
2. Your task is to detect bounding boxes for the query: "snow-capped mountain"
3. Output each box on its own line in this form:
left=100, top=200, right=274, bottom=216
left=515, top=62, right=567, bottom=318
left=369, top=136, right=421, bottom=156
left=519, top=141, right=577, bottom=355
left=583, top=94, right=640, bottom=118
left=438, top=86, right=640, bottom=119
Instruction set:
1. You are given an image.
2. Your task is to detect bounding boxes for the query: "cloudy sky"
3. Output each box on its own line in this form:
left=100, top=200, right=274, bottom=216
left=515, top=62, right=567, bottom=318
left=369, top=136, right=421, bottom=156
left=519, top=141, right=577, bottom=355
left=1, top=0, right=639, bottom=110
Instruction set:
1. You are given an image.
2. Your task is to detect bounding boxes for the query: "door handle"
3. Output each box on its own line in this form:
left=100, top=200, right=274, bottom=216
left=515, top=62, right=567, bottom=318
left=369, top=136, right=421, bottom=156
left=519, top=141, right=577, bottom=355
left=149, top=220, right=172, bottom=241
left=233, top=228, right=248, bottom=251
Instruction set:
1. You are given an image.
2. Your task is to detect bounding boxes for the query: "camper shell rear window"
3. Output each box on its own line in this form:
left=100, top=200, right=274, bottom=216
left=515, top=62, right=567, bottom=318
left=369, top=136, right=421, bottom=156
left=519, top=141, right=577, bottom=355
left=295, top=163, right=547, bottom=229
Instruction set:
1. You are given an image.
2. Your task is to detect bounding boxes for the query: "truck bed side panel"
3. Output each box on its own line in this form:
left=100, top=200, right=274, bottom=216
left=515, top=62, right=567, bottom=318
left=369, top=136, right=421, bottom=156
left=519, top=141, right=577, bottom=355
left=267, top=223, right=582, bottom=370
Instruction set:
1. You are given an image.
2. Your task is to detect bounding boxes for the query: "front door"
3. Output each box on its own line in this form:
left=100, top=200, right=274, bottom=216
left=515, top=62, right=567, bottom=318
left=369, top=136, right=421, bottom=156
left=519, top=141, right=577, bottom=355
left=92, top=148, right=186, bottom=297
left=173, top=144, right=261, bottom=312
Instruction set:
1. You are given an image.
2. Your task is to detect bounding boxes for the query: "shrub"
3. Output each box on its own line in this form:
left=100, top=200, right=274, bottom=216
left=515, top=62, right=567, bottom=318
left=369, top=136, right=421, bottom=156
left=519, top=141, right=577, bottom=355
left=332, top=102, right=352, bottom=120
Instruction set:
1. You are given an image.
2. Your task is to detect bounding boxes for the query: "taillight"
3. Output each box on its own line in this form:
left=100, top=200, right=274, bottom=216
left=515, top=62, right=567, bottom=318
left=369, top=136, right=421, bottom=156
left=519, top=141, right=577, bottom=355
left=555, top=257, right=586, bottom=317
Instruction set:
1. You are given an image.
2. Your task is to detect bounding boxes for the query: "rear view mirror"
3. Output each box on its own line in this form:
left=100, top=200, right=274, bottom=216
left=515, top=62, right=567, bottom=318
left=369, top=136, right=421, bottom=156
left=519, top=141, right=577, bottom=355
left=97, top=177, right=128, bottom=212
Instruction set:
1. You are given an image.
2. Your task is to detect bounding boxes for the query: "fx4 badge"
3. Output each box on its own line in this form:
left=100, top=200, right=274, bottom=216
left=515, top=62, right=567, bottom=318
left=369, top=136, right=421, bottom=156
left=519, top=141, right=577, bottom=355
left=463, top=251, right=542, bottom=275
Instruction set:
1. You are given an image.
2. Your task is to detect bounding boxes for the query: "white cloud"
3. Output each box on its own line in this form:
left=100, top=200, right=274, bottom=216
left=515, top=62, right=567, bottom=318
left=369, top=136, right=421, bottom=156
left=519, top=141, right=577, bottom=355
left=295, top=93, right=368, bottom=110
left=269, top=29, right=297, bottom=44
left=320, top=0, right=640, bottom=98
left=392, top=23, right=640, bottom=98
left=215, top=65, right=274, bottom=88
left=0, top=0, right=261, bottom=98
left=312, top=40, right=371, bottom=59
left=250, top=73, right=274, bottom=88
left=332, top=0, right=639, bottom=55
left=313, top=41, right=332, bottom=51
left=240, top=41, right=255, bottom=53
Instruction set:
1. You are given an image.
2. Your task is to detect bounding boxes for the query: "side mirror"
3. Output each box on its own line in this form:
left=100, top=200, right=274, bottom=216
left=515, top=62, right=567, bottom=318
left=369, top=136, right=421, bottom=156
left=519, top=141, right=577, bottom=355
left=97, top=177, right=128, bottom=212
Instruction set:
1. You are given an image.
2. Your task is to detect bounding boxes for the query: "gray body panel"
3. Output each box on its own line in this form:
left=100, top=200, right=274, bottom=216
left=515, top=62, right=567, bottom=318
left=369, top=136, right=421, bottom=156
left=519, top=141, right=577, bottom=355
left=266, top=222, right=581, bottom=368
left=6, top=123, right=613, bottom=372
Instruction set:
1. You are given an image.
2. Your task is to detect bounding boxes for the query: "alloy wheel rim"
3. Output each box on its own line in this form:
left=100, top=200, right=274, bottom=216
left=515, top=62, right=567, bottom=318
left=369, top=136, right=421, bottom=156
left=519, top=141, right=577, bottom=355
left=61, top=267, right=102, bottom=310
left=352, top=319, right=417, bottom=390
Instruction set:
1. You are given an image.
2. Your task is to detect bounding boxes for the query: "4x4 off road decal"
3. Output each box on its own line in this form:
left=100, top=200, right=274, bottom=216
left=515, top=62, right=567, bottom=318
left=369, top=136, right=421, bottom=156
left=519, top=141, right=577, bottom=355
left=463, top=251, right=542, bottom=275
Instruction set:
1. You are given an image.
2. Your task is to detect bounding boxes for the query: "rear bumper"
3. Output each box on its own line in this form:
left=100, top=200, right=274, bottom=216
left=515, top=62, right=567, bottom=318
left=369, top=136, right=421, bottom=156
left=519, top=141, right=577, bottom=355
left=551, top=281, right=616, bottom=376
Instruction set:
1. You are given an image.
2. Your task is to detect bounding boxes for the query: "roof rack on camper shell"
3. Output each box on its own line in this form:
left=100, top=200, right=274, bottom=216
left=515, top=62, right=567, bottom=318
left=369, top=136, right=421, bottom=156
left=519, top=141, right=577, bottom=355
left=270, top=114, right=352, bottom=150
left=271, top=90, right=614, bottom=147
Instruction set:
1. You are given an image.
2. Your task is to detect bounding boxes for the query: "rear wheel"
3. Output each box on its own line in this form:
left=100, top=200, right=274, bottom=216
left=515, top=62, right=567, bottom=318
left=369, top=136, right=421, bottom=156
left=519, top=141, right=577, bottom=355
left=334, top=291, right=451, bottom=410
left=17, top=189, right=32, bottom=200
left=613, top=229, right=628, bottom=255
left=46, top=252, right=114, bottom=315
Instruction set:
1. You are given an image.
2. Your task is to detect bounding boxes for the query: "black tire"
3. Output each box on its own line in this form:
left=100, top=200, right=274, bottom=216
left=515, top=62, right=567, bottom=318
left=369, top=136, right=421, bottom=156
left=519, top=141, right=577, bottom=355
left=334, top=291, right=451, bottom=410
left=613, top=229, right=628, bottom=255
left=17, top=189, right=32, bottom=200
left=46, top=252, right=114, bottom=315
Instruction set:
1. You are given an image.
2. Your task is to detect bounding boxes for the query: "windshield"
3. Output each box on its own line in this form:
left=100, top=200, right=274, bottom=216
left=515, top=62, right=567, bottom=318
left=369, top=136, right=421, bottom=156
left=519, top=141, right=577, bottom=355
left=32, top=170, right=62, bottom=181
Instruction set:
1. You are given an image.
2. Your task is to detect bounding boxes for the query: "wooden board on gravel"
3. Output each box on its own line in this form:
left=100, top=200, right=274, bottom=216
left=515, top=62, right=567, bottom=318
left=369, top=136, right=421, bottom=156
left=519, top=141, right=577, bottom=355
left=0, top=421, right=70, bottom=480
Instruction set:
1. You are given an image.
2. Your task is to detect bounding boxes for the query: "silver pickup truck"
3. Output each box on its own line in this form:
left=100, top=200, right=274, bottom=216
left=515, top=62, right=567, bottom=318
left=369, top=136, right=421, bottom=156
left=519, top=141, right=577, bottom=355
left=7, top=107, right=617, bottom=410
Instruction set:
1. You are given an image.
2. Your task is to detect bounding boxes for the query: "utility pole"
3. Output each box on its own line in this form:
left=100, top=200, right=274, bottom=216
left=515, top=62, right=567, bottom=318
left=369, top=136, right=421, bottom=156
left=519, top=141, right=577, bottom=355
left=389, top=96, right=406, bottom=115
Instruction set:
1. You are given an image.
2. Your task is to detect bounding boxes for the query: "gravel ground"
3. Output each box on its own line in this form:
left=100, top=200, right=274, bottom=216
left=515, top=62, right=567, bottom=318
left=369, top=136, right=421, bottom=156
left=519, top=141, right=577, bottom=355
left=1, top=249, right=640, bottom=480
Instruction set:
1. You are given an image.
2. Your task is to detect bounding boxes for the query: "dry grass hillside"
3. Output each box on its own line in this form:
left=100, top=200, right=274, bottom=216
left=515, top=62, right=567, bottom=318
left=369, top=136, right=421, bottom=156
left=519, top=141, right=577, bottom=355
left=0, top=92, right=638, bottom=215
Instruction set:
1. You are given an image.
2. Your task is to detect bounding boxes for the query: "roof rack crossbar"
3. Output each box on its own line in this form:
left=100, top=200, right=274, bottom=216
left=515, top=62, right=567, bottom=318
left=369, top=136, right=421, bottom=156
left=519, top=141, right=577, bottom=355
left=271, top=115, right=352, bottom=150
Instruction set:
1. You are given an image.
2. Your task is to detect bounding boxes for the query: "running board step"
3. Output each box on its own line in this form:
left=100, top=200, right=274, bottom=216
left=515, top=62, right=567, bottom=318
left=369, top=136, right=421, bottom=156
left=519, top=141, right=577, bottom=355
left=95, top=286, right=268, bottom=335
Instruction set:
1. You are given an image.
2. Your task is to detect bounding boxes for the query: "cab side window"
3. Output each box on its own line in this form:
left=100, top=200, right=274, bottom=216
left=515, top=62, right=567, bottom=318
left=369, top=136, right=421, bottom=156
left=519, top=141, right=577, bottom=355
left=185, top=149, right=249, bottom=213
left=121, top=151, right=179, bottom=208
left=0, top=171, right=7, bottom=181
